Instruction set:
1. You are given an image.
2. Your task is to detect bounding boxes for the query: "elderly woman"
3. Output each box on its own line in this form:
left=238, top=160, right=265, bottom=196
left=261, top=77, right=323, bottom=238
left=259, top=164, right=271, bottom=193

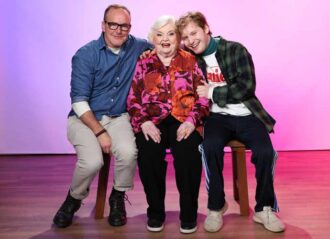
left=127, top=15, right=209, bottom=234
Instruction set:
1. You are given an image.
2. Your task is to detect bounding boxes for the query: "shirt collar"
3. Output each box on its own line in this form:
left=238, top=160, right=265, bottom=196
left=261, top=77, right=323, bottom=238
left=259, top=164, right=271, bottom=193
left=97, top=33, right=107, bottom=50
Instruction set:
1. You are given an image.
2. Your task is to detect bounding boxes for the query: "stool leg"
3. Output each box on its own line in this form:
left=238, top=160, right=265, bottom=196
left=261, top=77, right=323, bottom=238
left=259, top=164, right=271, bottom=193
left=232, top=149, right=239, bottom=201
left=235, top=147, right=249, bottom=216
left=95, top=153, right=111, bottom=219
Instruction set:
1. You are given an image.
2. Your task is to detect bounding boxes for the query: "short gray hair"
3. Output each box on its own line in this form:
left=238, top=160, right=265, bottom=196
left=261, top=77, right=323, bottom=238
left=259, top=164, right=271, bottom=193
left=103, top=4, right=130, bottom=21
left=148, top=15, right=177, bottom=42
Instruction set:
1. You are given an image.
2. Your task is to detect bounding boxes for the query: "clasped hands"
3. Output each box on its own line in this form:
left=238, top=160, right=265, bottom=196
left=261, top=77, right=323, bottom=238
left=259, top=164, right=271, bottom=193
left=141, top=121, right=195, bottom=143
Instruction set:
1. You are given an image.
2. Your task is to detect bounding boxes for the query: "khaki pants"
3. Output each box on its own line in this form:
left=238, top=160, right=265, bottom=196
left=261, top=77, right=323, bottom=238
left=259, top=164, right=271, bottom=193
left=67, top=113, right=137, bottom=200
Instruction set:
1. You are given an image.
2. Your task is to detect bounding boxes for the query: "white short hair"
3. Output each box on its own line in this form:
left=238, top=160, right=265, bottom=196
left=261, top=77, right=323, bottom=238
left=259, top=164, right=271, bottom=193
left=148, top=15, right=177, bottom=42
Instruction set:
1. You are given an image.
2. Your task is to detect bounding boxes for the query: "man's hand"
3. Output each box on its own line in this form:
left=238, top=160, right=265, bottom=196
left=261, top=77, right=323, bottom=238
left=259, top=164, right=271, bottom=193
left=139, top=49, right=155, bottom=60
left=196, top=81, right=210, bottom=98
left=141, top=121, right=161, bottom=143
left=78, top=110, right=112, bottom=154
left=97, top=132, right=112, bottom=154
left=177, top=121, right=195, bottom=142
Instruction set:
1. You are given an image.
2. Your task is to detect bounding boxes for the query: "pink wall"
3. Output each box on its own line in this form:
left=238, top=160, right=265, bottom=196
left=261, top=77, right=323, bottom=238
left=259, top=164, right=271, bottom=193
left=0, top=0, right=329, bottom=153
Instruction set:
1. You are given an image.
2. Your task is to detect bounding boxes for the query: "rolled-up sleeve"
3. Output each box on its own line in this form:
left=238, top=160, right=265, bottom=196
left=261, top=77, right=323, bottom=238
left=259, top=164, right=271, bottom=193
left=70, top=48, right=95, bottom=104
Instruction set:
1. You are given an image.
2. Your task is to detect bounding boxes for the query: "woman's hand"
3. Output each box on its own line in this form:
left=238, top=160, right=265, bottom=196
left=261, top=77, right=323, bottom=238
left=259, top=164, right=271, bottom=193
left=196, top=81, right=210, bottom=98
left=141, top=121, right=161, bottom=143
left=177, top=121, right=195, bottom=141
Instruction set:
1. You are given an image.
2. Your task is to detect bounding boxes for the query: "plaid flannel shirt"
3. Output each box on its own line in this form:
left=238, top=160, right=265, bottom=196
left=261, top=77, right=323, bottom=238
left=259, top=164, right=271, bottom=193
left=196, top=36, right=276, bottom=132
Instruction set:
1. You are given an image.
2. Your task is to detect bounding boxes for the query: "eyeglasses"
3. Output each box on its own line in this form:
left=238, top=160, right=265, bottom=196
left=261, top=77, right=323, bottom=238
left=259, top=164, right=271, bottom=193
left=104, top=21, right=131, bottom=31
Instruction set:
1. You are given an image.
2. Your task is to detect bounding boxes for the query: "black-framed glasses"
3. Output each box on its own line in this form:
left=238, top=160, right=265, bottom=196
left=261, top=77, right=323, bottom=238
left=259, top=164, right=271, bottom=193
left=104, top=21, right=131, bottom=31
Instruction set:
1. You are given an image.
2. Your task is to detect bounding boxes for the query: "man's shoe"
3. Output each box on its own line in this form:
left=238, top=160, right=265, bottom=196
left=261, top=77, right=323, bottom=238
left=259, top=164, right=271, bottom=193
left=253, top=206, right=285, bottom=232
left=180, top=221, right=197, bottom=234
left=53, top=192, right=81, bottom=228
left=108, top=189, right=127, bottom=226
left=204, top=201, right=228, bottom=232
left=147, top=218, right=164, bottom=232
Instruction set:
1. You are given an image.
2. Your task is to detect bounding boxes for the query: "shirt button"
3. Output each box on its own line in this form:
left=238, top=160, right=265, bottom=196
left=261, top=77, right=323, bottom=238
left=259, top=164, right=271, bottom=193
left=116, top=77, right=119, bottom=80
left=111, top=99, right=114, bottom=102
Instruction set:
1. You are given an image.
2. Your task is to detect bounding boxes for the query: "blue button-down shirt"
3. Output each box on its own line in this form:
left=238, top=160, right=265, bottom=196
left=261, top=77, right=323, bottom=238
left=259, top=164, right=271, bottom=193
left=68, top=33, right=152, bottom=120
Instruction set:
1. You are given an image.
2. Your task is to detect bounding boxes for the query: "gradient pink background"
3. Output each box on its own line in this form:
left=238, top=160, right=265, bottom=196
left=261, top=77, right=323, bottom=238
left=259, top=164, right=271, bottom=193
left=0, top=0, right=329, bottom=154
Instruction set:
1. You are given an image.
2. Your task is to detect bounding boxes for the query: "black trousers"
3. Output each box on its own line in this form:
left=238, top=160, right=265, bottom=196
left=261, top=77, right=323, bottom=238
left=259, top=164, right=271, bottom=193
left=202, top=113, right=278, bottom=212
left=136, top=115, right=202, bottom=223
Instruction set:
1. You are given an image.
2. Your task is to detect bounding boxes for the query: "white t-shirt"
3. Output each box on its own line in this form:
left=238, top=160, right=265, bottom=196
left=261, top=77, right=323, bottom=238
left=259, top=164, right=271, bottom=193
left=203, top=52, right=251, bottom=116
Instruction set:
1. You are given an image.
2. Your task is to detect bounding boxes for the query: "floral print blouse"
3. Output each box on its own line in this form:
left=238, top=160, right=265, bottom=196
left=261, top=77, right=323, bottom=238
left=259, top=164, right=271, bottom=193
left=127, top=49, right=209, bottom=135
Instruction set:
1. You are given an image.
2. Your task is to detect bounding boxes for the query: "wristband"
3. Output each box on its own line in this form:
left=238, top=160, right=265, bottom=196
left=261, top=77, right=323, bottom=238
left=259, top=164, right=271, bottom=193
left=95, top=129, right=107, bottom=137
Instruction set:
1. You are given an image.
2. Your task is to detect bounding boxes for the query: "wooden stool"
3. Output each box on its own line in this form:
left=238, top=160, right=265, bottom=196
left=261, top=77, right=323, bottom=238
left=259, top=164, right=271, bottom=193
left=227, top=140, right=249, bottom=216
left=95, top=153, right=111, bottom=219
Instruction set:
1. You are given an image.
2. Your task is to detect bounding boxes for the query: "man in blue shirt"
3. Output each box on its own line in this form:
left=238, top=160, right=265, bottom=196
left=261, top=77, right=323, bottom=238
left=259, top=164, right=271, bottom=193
left=53, top=4, right=152, bottom=228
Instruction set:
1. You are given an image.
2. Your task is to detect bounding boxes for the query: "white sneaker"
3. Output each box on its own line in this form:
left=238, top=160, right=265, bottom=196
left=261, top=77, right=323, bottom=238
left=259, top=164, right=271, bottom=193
left=204, top=202, right=228, bottom=232
left=253, top=206, right=285, bottom=232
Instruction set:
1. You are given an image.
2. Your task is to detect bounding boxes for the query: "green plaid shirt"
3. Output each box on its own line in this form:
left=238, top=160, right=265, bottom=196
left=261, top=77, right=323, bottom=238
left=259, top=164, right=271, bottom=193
left=196, top=36, right=276, bottom=132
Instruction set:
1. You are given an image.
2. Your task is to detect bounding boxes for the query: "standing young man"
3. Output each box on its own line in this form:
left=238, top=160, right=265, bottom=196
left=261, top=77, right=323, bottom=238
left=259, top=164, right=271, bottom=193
left=176, top=11, right=285, bottom=233
left=53, top=4, right=152, bottom=228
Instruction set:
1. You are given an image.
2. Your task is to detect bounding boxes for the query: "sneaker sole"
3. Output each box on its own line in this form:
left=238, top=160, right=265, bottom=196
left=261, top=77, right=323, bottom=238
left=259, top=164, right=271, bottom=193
left=147, top=224, right=164, bottom=232
left=180, top=226, right=197, bottom=234
left=253, top=215, right=285, bottom=233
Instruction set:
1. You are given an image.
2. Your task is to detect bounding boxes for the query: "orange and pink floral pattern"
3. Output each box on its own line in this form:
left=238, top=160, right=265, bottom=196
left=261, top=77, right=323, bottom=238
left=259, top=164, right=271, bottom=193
left=127, top=49, right=209, bottom=135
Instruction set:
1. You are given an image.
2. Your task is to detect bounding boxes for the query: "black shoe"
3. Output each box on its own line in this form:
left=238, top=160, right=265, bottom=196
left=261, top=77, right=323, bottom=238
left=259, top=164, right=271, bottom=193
left=147, top=218, right=164, bottom=232
left=53, top=192, right=81, bottom=228
left=108, top=189, right=127, bottom=226
left=180, top=221, right=197, bottom=234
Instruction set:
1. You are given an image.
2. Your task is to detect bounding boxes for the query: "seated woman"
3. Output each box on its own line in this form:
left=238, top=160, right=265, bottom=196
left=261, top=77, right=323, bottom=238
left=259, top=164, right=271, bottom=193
left=127, top=15, right=209, bottom=234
